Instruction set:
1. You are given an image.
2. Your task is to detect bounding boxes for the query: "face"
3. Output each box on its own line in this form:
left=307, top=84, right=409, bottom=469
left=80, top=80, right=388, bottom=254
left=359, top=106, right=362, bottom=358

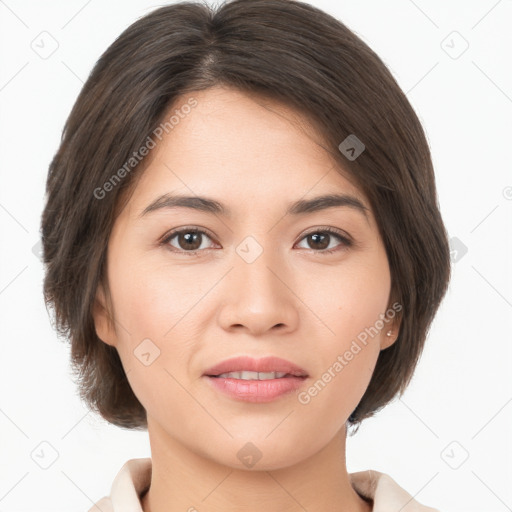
left=93, top=85, right=399, bottom=470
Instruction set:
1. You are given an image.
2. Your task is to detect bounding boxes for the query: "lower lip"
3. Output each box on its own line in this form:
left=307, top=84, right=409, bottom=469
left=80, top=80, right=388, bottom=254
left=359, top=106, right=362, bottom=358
left=204, top=375, right=307, bottom=403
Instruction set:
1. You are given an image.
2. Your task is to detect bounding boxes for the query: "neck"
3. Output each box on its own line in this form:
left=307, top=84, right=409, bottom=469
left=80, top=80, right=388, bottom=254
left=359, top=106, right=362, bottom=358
left=140, top=417, right=372, bottom=512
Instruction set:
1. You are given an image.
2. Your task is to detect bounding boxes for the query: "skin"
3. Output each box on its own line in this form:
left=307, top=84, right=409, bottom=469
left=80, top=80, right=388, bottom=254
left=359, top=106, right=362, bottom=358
left=93, top=85, right=400, bottom=512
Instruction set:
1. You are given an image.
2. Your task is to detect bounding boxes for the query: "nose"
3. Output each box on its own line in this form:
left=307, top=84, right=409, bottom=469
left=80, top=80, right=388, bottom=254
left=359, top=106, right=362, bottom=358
left=217, top=245, right=299, bottom=336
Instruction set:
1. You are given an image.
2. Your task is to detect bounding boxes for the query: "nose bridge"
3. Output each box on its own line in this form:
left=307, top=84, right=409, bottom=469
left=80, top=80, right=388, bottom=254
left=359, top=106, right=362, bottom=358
left=218, top=234, right=298, bottom=334
left=235, top=233, right=285, bottom=304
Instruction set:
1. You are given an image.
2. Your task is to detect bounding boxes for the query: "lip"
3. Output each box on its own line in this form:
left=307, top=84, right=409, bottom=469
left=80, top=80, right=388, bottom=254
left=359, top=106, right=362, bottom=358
left=202, top=356, right=309, bottom=403
left=203, top=356, right=308, bottom=378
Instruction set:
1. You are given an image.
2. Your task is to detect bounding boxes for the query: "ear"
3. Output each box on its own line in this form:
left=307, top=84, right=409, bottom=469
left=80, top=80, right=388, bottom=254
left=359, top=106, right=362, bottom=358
left=92, top=281, right=117, bottom=347
left=379, top=308, right=402, bottom=351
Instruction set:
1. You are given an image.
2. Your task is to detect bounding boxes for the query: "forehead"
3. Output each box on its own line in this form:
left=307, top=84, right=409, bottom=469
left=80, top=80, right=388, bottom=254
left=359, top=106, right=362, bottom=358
left=123, top=86, right=370, bottom=219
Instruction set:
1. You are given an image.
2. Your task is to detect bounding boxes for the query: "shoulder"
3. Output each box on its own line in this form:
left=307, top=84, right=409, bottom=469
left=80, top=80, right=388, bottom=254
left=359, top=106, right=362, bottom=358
left=87, top=458, right=151, bottom=512
left=88, top=496, right=114, bottom=512
left=350, top=469, right=441, bottom=511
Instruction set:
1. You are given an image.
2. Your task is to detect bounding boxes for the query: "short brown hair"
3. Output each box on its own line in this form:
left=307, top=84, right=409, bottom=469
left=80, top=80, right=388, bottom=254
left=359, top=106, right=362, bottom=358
left=41, top=0, right=451, bottom=431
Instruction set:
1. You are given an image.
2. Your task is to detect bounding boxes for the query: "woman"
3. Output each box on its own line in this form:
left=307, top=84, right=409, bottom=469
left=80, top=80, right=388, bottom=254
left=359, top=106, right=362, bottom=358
left=40, top=1, right=451, bottom=510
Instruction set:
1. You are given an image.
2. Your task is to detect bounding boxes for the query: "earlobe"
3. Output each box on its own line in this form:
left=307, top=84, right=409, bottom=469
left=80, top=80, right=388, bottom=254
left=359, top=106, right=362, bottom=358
left=380, top=315, right=402, bottom=350
left=381, top=329, right=397, bottom=350
left=92, top=282, right=117, bottom=347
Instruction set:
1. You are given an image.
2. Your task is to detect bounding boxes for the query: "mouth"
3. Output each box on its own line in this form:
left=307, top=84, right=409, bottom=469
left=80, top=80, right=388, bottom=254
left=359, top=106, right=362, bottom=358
left=208, top=370, right=305, bottom=380
left=202, top=356, right=308, bottom=403
left=203, top=355, right=309, bottom=379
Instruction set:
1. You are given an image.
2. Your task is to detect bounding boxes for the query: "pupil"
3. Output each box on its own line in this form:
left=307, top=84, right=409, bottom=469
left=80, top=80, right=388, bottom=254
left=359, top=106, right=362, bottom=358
left=309, top=233, right=329, bottom=250
left=181, top=232, right=201, bottom=250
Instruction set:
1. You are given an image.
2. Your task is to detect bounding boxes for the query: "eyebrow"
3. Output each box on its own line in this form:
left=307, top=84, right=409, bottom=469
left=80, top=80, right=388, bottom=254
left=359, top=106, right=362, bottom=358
left=138, top=192, right=370, bottom=220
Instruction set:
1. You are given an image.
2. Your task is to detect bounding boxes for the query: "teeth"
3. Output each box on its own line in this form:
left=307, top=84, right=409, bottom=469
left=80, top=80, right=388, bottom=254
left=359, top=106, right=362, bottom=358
left=217, top=371, right=288, bottom=380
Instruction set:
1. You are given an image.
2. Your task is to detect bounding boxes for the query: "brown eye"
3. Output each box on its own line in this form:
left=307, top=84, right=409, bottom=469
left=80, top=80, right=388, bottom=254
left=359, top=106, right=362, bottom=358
left=162, top=229, right=215, bottom=253
left=306, top=233, right=330, bottom=250
left=296, top=229, right=352, bottom=254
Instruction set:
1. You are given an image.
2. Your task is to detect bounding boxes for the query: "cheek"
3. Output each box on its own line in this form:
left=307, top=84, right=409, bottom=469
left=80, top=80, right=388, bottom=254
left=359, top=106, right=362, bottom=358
left=110, top=252, right=202, bottom=340
left=107, top=253, right=215, bottom=393
left=301, top=254, right=391, bottom=345
left=108, top=261, right=203, bottom=413
left=295, top=256, right=390, bottom=406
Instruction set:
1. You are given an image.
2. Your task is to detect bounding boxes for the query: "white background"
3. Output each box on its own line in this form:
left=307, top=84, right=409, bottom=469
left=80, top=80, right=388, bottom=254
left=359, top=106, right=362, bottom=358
left=0, top=1, right=511, bottom=511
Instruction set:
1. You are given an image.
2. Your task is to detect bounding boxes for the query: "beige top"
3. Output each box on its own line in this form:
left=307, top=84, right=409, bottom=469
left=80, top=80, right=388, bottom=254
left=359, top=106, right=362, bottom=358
left=88, top=458, right=440, bottom=512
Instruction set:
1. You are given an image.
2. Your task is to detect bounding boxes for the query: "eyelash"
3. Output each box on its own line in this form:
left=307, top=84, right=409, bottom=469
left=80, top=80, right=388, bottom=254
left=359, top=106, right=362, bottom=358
left=159, top=226, right=353, bottom=257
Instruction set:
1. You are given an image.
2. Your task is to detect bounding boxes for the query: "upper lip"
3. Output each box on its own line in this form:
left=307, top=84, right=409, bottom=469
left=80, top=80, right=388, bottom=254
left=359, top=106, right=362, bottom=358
left=203, top=356, right=308, bottom=377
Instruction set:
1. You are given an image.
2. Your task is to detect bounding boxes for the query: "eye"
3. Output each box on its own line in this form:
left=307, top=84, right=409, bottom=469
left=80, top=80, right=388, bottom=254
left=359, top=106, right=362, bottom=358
left=295, top=228, right=353, bottom=254
left=161, top=227, right=217, bottom=255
